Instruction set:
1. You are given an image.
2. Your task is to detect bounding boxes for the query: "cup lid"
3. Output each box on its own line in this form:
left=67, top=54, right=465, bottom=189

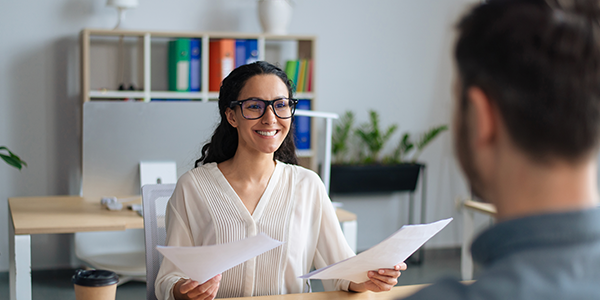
left=72, top=269, right=119, bottom=287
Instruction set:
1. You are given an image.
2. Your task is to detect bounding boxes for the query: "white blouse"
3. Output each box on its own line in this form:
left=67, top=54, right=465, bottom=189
left=155, top=161, right=355, bottom=300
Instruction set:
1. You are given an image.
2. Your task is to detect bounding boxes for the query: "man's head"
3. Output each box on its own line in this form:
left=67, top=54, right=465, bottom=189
left=454, top=0, right=600, bottom=199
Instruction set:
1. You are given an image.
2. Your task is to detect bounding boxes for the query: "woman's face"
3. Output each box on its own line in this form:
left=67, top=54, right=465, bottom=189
left=225, top=74, right=292, bottom=157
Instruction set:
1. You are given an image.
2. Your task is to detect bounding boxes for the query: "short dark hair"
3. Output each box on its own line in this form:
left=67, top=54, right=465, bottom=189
left=455, top=0, right=600, bottom=162
left=195, top=61, right=298, bottom=167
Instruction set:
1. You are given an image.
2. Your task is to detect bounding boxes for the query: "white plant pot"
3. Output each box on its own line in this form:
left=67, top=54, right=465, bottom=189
left=258, top=0, right=293, bottom=35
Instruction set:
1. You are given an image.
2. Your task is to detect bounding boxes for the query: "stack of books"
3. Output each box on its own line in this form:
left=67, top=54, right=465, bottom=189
left=168, top=38, right=201, bottom=93
left=209, top=39, right=259, bottom=91
left=166, top=38, right=259, bottom=94
left=284, top=59, right=313, bottom=93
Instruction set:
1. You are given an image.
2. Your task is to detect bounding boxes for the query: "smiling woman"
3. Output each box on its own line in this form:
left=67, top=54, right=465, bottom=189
left=154, top=61, right=405, bottom=300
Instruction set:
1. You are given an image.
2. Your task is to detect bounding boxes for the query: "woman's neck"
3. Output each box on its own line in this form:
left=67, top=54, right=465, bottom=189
left=219, top=149, right=276, bottom=183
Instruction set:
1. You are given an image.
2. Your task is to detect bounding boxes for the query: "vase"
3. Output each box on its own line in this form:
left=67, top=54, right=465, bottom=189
left=258, top=0, right=294, bottom=35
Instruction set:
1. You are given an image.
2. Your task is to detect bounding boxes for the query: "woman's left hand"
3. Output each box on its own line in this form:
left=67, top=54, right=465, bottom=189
left=348, top=263, right=407, bottom=293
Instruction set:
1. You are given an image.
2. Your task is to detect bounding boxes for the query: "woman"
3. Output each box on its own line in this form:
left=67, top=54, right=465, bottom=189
left=155, top=61, right=405, bottom=300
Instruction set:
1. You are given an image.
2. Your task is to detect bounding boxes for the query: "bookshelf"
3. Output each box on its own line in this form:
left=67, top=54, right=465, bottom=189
left=80, top=28, right=318, bottom=170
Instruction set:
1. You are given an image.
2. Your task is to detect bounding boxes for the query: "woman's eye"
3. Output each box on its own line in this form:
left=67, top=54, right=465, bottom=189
left=275, top=102, right=288, bottom=108
left=246, top=104, right=262, bottom=110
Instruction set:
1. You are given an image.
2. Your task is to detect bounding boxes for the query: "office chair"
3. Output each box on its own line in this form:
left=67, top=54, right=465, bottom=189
left=142, top=183, right=176, bottom=300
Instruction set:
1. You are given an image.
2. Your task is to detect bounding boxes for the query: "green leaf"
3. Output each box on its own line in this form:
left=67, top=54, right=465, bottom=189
left=0, top=146, right=27, bottom=170
left=1, top=153, right=23, bottom=170
left=411, top=125, right=448, bottom=163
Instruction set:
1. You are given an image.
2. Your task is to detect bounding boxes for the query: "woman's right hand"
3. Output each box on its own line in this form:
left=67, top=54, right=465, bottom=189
left=173, top=274, right=221, bottom=300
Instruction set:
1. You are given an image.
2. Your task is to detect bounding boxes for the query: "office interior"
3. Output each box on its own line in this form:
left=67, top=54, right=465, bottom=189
left=0, top=0, right=499, bottom=298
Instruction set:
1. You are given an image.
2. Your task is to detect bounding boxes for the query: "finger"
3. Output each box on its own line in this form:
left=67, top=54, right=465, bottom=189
left=368, top=272, right=396, bottom=291
left=197, top=274, right=222, bottom=294
left=397, top=262, right=407, bottom=271
left=204, top=281, right=220, bottom=300
left=370, top=271, right=399, bottom=286
left=180, top=279, right=200, bottom=294
left=366, top=272, right=392, bottom=292
left=377, top=268, right=402, bottom=278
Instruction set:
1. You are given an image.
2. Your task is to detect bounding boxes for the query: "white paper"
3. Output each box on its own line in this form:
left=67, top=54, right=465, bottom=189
left=157, top=233, right=283, bottom=284
left=300, top=218, right=453, bottom=283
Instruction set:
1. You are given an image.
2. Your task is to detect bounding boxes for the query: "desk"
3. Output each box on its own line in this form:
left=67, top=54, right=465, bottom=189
left=461, top=199, right=496, bottom=281
left=221, top=284, right=428, bottom=300
left=8, top=196, right=357, bottom=300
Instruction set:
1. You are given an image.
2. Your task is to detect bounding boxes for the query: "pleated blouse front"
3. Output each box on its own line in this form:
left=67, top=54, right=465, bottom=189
left=155, top=162, right=354, bottom=300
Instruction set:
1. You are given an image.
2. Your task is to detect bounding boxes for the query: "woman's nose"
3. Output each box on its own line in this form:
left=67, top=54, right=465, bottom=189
left=261, top=106, right=277, bottom=124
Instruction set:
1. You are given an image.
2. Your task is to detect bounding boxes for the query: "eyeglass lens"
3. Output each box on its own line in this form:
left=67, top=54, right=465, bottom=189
left=241, top=99, right=294, bottom=119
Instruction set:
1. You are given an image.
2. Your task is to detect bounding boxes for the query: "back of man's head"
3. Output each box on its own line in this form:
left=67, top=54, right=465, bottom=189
left=455, top=0, right=600, bottom=163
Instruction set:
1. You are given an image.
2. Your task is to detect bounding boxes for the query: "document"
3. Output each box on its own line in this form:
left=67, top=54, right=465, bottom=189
left=300, top=218, right=453, bottom=283
left=157, top=233, right=283, bottom=284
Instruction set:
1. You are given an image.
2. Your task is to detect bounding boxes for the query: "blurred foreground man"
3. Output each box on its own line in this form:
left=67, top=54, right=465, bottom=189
left=403, top=0, right=600, bottom=299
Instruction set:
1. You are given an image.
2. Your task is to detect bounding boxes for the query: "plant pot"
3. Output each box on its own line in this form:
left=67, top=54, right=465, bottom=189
left=330, top=163, right=423, bottom=195
left=258, top=0, right=293, bottom=35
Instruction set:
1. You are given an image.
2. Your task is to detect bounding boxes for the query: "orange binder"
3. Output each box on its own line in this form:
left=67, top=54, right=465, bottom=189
left=209, top=39, right=235, bottom=92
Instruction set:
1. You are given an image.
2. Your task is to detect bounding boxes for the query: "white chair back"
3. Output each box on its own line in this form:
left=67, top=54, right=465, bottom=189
left=142, top=183, right=176, bottom=300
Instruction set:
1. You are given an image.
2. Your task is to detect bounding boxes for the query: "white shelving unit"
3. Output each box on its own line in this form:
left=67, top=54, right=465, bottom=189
left=80, top=28, right=318, bottom=170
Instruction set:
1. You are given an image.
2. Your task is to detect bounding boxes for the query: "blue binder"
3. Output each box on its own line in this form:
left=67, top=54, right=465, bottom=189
left=235, top=39, right=247, bottom=68
left=294, top=99, right=311, bottom=150
left=245, top=40, right=259, bottom=64
left=189, top=39, right=201, bottom=92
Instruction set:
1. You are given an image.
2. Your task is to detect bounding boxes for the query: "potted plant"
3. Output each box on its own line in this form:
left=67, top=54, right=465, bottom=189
left=1, top=146, right=27, bottom=170
left=330, top=110, right=447, bottom=195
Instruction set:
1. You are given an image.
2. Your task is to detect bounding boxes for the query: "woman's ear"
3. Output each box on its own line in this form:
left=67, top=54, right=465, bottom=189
left=225, top=107, right=238, bottom=128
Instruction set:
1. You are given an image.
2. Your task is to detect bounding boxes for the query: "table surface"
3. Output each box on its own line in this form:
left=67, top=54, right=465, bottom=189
left=221, top=285, right=428, bottom=300
left=8, top=195, right=357, bottom=235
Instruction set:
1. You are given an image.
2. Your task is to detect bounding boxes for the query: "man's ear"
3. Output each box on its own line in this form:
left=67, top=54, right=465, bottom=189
left=467, top=87, right=496, bottom=147
left=225, top=107, right=238, bottom=128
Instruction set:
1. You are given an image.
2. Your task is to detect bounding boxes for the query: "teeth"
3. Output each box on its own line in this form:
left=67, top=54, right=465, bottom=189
left=257, top=130, right=277, bottom=136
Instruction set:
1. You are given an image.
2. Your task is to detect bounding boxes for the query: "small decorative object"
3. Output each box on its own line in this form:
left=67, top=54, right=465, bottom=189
left=107, top=0, right=139, bottom=29
left=258, top=0, right=294, bottom=35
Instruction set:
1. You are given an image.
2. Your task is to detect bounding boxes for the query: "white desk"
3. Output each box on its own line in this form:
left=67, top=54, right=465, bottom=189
left=8, top=195, right=357, bottom=300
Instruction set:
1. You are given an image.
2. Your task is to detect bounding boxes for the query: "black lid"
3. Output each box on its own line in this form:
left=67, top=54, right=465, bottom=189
left=72, top=269, right=119, bottom=287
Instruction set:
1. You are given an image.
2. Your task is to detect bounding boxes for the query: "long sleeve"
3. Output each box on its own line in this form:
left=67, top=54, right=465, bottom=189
left=310, top=171, right=355, bottom=291
left=155, top=172, right=200, bottom=300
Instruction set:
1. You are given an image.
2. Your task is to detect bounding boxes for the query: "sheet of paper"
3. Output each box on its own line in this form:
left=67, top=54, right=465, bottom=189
left=300, top=218, right=453, bottom=283
left=157, top=233, right=283, bottom=284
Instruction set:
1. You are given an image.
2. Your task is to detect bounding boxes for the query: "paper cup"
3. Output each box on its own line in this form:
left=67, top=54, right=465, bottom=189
left=72, top=269, right=119, bottom=300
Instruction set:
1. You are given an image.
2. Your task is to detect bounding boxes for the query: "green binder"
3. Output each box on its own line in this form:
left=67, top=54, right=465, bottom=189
left=284, top=60, right=298, bottom=91
left=168, top=39, right=191, bottom=92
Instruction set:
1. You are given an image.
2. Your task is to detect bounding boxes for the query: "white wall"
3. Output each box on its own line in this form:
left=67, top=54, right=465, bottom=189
left=0, top=0, right=480, bottom=271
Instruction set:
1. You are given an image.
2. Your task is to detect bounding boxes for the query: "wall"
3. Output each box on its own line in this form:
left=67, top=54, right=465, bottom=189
left=0, top=0, right=480, bottom=271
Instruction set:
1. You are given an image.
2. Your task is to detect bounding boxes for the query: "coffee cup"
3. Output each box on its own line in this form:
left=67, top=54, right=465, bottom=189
left=72, top=269, right=119, bottom=300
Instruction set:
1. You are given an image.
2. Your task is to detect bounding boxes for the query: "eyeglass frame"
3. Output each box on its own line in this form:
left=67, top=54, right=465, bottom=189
left=229, top=97, right=299, bottom=120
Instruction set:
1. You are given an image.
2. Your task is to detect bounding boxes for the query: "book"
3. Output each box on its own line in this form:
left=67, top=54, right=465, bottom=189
left=189, top=39, right=201, bottom=92
left=284, top=60, right=298, bottom=89
left=168, top=38, right=191, bottom=92
left=294, top=99, right=311, bottom=150
left=297, top=59, right=307, bottom=92
left=235, top=39, right=247, bottom=68
left=306, top=59, right=313, bottom=92
left=245, top=39, right=259, bottom=64
left=209, top=39, right=235, bottom=92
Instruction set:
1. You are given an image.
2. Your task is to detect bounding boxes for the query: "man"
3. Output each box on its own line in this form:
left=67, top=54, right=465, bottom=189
left=403, top=0, right=600, bottom=299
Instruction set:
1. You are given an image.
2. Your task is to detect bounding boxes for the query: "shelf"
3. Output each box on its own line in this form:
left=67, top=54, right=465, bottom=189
left=89, top=90, right=145, bottom=99
left=296, top=149, right=313, bottom=157
left=81, top=28, right=319, bottom=171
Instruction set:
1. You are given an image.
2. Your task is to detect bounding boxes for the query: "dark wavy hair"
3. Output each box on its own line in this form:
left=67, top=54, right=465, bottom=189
left=455, top=0, right=600, bottom=162
left=195, top=61, right=299, bottom=167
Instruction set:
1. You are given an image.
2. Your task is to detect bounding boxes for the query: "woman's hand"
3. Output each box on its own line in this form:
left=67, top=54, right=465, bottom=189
left=348, top=263, right=407, bottom=293
left=173, top=274, right=221, bottom=300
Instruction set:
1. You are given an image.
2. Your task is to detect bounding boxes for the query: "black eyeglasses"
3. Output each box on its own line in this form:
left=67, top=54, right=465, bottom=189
left=229, top=98, right=298, bottom=120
